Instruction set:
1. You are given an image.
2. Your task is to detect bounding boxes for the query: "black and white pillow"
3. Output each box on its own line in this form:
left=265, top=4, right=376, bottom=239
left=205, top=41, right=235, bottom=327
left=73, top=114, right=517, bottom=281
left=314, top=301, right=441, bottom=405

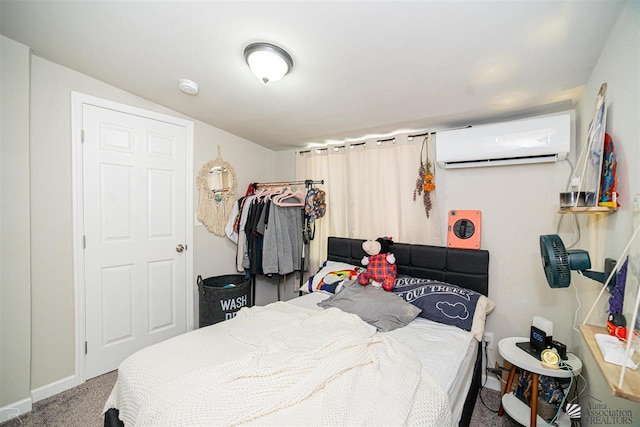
left=393, top=277, right=495, bottom=341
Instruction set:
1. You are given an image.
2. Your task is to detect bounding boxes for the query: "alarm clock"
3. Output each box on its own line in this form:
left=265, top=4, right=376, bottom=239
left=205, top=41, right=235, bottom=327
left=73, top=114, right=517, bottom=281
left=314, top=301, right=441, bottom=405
left=530, top=325, right=551, bottom=351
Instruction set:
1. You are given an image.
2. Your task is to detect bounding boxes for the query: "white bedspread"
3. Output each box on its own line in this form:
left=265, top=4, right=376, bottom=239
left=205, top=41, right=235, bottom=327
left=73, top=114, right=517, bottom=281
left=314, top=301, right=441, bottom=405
left=105, top=301, right=451, bottom=426
left=290, top=292, right=477, bottom=426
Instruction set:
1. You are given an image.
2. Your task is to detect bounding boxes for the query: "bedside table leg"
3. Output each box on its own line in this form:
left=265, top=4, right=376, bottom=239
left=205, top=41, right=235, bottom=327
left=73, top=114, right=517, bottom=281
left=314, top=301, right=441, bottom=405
left=498, top=365, right=517, bottom=417
left=530, top=372, right=539, bottom=427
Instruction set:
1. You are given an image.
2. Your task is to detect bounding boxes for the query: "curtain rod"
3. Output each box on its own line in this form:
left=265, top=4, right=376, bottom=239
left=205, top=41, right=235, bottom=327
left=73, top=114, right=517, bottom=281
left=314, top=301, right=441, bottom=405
left=299, top=125, right=472, bottom=154
left=406, top=125, right=471, bottom=139
left=252, top=179, right=324, bottom=189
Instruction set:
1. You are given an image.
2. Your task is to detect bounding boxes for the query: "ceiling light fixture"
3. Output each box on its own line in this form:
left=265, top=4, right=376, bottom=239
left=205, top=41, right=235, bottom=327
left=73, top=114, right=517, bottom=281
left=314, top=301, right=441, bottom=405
left=178, top=79, right=199, bottom=95
left=244, top=42, right=294, bottom=84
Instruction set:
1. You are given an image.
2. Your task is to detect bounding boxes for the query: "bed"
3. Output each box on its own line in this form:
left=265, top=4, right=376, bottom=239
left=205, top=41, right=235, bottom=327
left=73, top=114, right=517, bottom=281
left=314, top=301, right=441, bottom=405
left=104, top=236, right=491, bottom=426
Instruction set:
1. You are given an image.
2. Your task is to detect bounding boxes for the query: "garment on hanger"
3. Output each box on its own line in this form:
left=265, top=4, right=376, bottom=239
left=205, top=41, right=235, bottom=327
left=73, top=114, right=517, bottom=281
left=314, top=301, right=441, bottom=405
left=244, top=197, right=266, bottom=275
left=236, top=195, right=256, bottom=272
left=224, top=198, right=241, bottom=244
left=272, top=190, right=305, bottom=207
left=262, top=201, right=304, bottom=275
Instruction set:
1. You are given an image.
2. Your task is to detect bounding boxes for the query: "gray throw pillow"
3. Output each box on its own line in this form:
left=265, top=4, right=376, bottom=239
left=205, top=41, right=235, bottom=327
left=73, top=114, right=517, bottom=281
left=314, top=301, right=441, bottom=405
left=317, top=279, right=421, bottom=332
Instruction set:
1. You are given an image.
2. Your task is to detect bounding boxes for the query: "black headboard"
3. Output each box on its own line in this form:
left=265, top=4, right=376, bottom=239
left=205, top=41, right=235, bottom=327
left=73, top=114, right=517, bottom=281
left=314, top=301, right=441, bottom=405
left=327, top=237, right=489, bottom=296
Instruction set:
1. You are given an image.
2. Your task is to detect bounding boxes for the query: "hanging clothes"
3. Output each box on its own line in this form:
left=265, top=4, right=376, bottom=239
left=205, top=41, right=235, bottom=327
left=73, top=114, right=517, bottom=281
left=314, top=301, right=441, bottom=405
left=244, top=197, right=266, bottom=275
left=262, top=201, right=304, bottom=275
left=224, top=198, right=241, bottom=244
left=236, top=195, right=256, bottom=272
left=225, top=181, right=323, bottom=297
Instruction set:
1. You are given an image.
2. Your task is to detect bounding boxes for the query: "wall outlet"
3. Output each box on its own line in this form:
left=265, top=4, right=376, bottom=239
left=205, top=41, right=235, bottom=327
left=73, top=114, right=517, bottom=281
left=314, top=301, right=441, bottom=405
left=483, top=331, right=494, bottom=350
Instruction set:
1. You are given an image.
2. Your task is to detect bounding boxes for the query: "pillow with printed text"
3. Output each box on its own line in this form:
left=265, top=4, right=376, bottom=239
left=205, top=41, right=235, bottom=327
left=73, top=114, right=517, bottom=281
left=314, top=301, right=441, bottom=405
left=393, top=277, right=495, bottom=341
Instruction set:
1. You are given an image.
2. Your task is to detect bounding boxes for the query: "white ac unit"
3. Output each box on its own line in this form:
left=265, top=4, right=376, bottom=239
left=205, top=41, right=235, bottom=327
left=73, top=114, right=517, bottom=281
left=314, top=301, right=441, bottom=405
left=435, top=112, right=571, bottom=169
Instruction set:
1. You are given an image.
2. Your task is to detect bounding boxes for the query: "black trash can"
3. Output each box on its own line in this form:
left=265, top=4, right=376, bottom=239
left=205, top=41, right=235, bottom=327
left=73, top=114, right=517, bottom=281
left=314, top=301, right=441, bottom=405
left=198, top=274, right=251, bottom=327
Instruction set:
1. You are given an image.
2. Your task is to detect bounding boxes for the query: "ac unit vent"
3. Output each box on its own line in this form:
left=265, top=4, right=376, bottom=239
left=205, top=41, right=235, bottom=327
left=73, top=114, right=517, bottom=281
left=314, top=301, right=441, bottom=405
left=436, top=112, right=571, bottom=169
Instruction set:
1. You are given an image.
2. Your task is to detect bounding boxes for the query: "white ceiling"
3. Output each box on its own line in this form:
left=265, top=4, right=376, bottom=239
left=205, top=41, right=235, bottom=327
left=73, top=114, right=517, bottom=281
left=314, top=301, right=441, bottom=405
left=0, top=0, right=626, bottom=151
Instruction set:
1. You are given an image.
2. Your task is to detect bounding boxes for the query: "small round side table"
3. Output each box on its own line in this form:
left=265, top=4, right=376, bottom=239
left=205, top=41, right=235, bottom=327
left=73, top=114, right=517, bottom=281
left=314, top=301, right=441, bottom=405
left=498, top=337, right=582, bottom=427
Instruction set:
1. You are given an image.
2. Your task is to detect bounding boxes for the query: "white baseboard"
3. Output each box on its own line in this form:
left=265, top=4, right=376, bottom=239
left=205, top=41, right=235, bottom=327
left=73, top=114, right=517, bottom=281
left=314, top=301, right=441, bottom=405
left=31, top=374, right=77, bottom=403
left=482, top=373, right=503, bottom=392
left=0, top=375, right=77, bottom=422
left=0, top=397, right=32, bottom=423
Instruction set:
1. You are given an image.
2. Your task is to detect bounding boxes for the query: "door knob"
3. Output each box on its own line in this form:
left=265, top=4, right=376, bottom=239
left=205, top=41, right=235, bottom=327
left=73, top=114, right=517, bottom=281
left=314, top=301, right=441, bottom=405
left=176, top=244, right=186, bottom=253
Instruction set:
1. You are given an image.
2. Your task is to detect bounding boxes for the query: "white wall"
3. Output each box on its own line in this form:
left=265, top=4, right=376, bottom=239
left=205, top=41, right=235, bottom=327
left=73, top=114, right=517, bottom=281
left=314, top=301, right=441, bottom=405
left=0, top=35, right=31, bottom=416
left=573, top=1, right=640, bottom=423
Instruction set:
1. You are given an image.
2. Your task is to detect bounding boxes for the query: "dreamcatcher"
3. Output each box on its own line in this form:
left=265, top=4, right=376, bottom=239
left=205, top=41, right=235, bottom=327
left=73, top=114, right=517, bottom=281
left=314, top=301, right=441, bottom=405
left=413, top=134, right=435, bottom=217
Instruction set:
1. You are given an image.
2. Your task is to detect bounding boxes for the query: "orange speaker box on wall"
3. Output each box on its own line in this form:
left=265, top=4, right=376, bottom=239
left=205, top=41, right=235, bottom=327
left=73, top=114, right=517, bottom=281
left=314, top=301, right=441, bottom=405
left=447, top=210, right=482, bottom=249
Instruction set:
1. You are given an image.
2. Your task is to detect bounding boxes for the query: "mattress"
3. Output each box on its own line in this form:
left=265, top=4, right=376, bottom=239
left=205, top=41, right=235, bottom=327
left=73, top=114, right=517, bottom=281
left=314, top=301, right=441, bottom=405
left=287, top=292, right=478, bottom=426
left=105, top=295, right=453, bottom=426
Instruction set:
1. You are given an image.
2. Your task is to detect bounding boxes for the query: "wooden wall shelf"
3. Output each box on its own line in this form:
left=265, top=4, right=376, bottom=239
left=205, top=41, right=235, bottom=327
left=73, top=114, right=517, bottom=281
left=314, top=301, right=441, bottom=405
left=558, top=206, right=617, bottom=214
left=579, top=323, right=640, bottom=403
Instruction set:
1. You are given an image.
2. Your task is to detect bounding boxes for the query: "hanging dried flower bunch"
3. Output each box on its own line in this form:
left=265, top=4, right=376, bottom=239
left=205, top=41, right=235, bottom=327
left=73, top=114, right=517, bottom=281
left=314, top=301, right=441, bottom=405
left=413, top=134, right=435, bottom=217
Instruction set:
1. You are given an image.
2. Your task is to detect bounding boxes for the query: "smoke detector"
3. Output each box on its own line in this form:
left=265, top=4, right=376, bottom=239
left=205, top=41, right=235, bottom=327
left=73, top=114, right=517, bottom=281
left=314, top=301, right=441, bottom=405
left=178, top=79, right=199, bottom=95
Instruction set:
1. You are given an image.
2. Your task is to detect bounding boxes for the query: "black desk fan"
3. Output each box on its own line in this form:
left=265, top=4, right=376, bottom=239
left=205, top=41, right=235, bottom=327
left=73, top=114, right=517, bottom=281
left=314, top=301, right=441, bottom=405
left=539, top=234, right=612, bottom=288
left=537, top=234, right=618, bottom=425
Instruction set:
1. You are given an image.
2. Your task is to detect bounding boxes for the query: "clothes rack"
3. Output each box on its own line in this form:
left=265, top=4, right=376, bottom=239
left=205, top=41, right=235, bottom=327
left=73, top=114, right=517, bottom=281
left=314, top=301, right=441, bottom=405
left=252, top=179, right=324, bottom=189
left=248, top=179, right=324, bottom=303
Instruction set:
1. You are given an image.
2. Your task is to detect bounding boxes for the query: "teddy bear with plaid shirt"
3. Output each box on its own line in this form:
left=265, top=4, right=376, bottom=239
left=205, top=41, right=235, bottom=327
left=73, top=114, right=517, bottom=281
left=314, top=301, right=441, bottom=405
left=357, top=237, right=397, bottom=291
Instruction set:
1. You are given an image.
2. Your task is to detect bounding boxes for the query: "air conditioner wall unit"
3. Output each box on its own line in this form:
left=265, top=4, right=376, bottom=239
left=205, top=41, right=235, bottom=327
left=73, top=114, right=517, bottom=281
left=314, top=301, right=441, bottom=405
left=435, top=112, right=571, bottom=169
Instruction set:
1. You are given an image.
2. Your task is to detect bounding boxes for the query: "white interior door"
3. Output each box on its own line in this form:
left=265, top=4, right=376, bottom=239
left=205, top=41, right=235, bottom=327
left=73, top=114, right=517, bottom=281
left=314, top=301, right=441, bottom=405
left=82, top=103, right=189, bottom=379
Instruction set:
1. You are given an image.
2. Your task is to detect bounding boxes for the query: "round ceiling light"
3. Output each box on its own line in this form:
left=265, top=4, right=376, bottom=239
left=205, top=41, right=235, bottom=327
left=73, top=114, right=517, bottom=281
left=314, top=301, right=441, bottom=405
left=244, top=42, right=294, bottom=84
left=178, top=79, right=199, bottom=95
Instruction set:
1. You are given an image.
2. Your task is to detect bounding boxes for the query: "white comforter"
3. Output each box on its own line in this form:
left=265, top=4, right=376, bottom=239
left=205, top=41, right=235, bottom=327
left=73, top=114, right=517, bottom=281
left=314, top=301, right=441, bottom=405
left=105, top=302, right=451, bottom=426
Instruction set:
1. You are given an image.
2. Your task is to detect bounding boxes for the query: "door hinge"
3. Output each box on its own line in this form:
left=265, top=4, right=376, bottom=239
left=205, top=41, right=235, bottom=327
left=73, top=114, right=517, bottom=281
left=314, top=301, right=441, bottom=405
left=83, top=235, right=86, bottom=249
left=84, top=341, right=88, bottom=355
left=81, top=129, right=85, bottom=144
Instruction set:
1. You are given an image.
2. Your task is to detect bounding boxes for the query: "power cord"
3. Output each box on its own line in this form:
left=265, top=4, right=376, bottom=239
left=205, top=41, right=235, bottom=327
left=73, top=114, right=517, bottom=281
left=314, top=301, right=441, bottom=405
left=479, top=340, right=500, bottom=413
left=549, top=361, right=576, bottom=426
left=572, top=284, right=582, bottom=333
left=570, top=371, right=588, bottom=403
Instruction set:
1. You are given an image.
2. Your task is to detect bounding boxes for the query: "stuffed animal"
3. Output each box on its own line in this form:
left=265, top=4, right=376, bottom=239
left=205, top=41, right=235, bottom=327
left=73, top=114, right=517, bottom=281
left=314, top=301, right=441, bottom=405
left=358, top=237, right=397, bottom=291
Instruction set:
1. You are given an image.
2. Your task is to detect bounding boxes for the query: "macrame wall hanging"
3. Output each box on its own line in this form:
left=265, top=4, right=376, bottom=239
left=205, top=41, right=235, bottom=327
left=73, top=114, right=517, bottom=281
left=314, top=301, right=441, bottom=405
left=413, top=133, right=435, bottom=217
left=197, top=145, right=237, bottom=236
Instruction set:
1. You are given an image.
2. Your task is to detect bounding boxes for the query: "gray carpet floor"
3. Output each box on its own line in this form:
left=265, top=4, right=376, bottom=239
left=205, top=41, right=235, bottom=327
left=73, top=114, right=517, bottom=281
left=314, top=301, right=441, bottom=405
left=1, top=371, right=520, bottom=426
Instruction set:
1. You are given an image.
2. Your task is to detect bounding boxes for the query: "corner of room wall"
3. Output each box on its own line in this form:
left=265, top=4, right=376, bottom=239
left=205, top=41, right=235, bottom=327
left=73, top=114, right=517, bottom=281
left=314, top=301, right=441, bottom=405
left=572, top=1, right=640, bottom=422
left=274, top=149, right=298, bottom=182
left=0, top=34, right=33, bottom=420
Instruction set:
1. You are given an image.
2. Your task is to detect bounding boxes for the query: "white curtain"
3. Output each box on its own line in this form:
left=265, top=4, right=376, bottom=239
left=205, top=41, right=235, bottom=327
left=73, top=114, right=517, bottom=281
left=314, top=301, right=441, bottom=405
left=296, top=132, right=441, bottom=273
